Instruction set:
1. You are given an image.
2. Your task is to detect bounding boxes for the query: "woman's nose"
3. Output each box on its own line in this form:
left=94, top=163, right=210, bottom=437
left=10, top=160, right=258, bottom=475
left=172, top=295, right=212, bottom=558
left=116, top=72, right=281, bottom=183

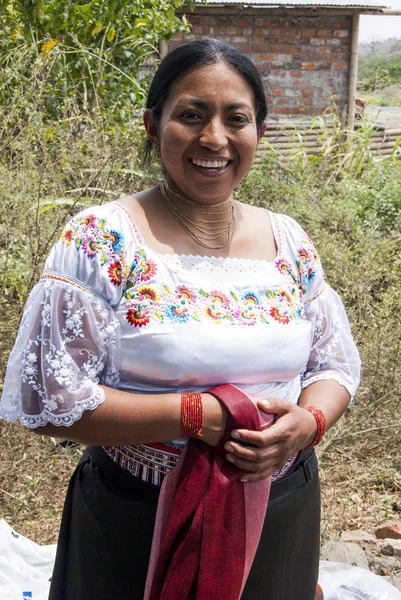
left=199, top=118, right=228, bottom=150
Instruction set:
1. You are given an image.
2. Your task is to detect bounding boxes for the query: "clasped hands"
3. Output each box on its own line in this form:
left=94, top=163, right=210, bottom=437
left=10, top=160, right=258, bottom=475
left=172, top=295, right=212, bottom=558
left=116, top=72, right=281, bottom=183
left=223, top=398, right=317, bottom=483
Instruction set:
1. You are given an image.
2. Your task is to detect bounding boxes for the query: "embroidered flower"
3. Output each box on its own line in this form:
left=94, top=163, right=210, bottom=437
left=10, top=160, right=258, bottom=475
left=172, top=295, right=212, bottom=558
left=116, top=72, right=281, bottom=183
left=104, top=230, right=124, bottom=253
left=235, top=306, right=257, bottom=326
left=126, top=308, right=150, bottom=328
left=210, top=290, right=230, bottom=305
left=61, top=228, right=73, bottom=246
left=278, top=289, right=293, bottom=304
left=79, top=214, right=97, bottom=229
left=270, top=306, right=290, bottom=324
left=108, top=261, right=123, bottom=286
left=138, top=259, right=157, bottom=282
left=82, top=238, right=99, bottom=259
left=298, top=248, right=309, bottom=262
left=176, top=286, right=196, bottom=301
left=243, top=292, right=261, bottom=305
left=203, top=306, right=224, bottom=324
left=275, top=258, right=292, bottom=273
left=165, top=304, right=190, bottom=323
left=137, top=285, right=160, bottom=302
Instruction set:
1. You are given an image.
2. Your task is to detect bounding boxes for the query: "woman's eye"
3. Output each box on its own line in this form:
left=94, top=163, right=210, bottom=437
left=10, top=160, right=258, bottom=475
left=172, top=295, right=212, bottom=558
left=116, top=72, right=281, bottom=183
left=229, top=115, right=249, bottom=124
left=181, top=112, right=201, bottom=120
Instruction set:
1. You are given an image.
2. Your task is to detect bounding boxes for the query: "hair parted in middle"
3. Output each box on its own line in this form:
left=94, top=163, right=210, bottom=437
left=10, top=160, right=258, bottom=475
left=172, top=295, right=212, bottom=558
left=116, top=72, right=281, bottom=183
left=143, top=38, right=269, bottom=163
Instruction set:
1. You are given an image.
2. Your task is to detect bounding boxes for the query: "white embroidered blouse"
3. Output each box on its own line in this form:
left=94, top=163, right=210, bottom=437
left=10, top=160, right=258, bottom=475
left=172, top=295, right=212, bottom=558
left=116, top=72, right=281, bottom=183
left=0, top=202, right=360, bottom=483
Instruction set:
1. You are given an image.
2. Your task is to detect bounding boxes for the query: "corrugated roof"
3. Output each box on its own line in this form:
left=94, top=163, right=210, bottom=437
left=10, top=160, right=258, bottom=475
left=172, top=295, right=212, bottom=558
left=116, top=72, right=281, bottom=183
left=201, top=0, right=387, bottom=7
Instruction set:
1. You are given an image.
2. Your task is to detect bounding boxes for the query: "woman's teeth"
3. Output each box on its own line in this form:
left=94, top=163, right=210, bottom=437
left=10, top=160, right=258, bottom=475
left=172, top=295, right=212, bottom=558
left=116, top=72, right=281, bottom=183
left=190, top=159, right=229, bottom=169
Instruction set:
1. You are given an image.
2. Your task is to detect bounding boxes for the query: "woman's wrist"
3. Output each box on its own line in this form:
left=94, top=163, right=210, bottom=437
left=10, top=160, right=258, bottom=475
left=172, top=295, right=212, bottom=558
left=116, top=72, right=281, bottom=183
left=303, top=406, right=326, bottom=447
left=199, top=393, right=227, bottom=447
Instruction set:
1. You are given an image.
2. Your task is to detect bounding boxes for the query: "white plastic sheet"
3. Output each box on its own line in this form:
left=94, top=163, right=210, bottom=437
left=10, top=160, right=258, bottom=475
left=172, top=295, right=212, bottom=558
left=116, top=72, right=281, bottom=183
left=0, top=519, right=56, bottom=600
left=1, top=521, right=401, bottom=600
left=319, top=561, right=401, bottom=600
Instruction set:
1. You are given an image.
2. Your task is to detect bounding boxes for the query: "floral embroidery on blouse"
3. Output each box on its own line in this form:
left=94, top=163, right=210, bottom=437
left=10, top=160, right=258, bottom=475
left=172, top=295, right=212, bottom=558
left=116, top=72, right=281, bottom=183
left=60, top=214, right=127, bottom=286
left=275, top=235, right=320, bottom=296
left=123, top=249, right=307, bottom=329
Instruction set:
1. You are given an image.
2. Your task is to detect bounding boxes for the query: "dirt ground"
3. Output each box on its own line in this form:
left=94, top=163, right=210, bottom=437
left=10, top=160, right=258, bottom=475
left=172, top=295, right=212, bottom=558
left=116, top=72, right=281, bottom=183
left=0, top=418, right=400, bottom=554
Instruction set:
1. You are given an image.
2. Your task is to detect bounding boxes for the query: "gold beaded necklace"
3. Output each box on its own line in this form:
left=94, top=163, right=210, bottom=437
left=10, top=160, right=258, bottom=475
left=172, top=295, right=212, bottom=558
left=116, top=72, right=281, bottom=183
left=160, top=180, right=237, bottom=250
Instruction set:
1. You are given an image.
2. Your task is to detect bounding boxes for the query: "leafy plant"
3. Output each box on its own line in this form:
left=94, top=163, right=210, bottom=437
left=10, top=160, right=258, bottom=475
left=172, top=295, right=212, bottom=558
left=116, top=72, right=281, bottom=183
left=0, top=0, right=193, bottom=119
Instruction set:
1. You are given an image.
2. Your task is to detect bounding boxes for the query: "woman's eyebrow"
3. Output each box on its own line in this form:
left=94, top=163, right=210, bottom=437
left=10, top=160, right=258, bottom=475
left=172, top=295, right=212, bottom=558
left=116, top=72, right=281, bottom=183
left=175, top=98, right=253, bottom=111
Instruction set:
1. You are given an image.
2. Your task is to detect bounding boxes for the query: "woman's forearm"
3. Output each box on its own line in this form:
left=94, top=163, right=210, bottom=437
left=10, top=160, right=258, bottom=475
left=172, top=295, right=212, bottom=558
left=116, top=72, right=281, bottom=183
left=33, top=387, right=225, bottom=447
left=298, top=378, right=351, bottom=434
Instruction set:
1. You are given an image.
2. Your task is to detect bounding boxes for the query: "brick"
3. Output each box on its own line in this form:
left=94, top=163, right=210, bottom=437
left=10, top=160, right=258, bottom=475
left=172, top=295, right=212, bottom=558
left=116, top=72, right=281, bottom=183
left=302, top=89, right=314, bottom=97
left=277, top=54, right=292, bottom=61
left=271, top=28, right=286, bottom=36
left=326, top=38, right=341, bottom=46
left=285, top=88, right=298, bottom=97
left=332, top=62, right=347, bottom=69
left=296, top=81, right=309, bottom=88
left=192, top=25, right=210, bottom=34
left=303, top=29, right=317, bottom=37
left=232, top=35, right=249, bottom=43
left=302, top=62, right=317, bottom=70
left=226, top=26, right=241, bottom=34
left=199, top=16, right=214, bottom=25
left=237, top=44, right=252, bottom=53
left=318, top=29, right=333, bottom=37
left=237, top=17, right=250, bottom=26
left=272, top=88, right=284, bottom=97
left=260, top=53, right=276, bottom=61
left=301, top=98, right=313, bottom=106
left=311, top=38, right=326, bottom=45
left=375, top=524, right=401, bottom=540
left=289, top=70, right=302, bottom=78
left=334, top=29, right=350, bottom=37
left=254, top=28, right=266, bottom=36
left=270, top=45, right=286, bottom=53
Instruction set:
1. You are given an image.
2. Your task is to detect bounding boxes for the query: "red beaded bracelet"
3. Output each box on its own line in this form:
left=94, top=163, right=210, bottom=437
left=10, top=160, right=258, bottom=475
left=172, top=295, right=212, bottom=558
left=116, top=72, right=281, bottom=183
left=180, top=392, right=203, bottom=439
left=305, top=406, right=326, bottom=447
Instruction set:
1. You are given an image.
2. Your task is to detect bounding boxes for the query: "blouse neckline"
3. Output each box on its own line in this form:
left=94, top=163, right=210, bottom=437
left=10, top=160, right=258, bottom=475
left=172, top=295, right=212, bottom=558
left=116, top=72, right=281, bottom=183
left=112, top=200, right=283, bottom=267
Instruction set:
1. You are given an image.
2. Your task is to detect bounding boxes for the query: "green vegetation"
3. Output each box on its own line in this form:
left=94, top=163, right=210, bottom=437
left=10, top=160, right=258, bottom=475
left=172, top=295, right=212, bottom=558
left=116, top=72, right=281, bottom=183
left=359, top=55, right=401, bottom=92
left=0, top=5, right=400, bottom=545
left=0, top=0, right=192, bottom=120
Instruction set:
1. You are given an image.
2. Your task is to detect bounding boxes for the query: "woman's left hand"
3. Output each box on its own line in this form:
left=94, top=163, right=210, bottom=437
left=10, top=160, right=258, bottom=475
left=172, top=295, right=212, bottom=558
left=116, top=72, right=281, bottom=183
left=224, top=398, right=317, bottom=482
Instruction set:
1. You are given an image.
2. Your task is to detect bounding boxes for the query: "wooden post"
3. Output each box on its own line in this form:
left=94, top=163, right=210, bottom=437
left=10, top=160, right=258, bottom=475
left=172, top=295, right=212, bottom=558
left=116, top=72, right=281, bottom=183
left=347, top=13, right=360, bottom=135
left=159, top=40, right=168, bottom=59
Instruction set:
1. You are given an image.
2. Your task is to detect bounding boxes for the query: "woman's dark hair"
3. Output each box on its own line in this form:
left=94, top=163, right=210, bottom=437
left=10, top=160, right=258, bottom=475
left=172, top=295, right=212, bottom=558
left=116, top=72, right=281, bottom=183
left=144, top=38, right=268, bottom=162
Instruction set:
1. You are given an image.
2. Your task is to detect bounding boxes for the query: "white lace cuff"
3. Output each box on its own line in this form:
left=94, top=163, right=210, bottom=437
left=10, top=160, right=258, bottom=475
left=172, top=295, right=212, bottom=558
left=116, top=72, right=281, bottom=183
left=0, top=277, right=120, bottom=428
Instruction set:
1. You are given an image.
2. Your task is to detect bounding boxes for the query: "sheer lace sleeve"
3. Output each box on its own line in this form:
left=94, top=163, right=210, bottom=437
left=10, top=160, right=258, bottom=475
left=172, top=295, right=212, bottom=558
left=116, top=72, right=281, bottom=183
left=0, top=204, right=128, bottom=428
left=279, top=213, right=361, bottom=400
left=302, top=281, right=361, bottom=400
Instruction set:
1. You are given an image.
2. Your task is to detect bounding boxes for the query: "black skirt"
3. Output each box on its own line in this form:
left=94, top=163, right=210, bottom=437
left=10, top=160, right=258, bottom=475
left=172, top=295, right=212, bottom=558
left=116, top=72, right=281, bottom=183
left=49, top=446, right=320, bottom=600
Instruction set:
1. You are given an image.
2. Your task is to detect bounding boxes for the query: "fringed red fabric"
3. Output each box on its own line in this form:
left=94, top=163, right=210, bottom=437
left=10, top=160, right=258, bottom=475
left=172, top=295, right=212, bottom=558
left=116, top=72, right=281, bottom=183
left=144, top=384, right=274, bottom=600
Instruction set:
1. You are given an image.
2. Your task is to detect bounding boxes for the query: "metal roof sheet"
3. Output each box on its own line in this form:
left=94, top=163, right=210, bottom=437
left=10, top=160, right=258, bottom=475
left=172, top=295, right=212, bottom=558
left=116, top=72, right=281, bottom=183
left=200, top=0, right=388, bottom=7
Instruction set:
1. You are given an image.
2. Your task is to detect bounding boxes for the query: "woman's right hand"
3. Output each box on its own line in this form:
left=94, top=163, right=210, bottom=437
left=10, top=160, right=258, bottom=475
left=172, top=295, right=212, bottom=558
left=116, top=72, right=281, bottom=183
left=200, top=393, right=228, bottom=447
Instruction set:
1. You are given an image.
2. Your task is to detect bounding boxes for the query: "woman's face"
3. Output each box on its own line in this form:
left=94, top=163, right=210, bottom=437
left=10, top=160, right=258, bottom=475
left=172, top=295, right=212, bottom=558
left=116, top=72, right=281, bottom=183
left=145, top=61, right=266, bottom=204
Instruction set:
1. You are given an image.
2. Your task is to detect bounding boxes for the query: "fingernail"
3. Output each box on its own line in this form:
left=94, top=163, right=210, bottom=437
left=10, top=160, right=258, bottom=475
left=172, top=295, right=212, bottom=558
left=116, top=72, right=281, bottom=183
left=231, top=431, right=240, bottom=439
left=226, top=454, right=235, bottom=463
left=225, top=443, right=234, bottom=452
left=241, top=477, right=249, bottom=483
left=260, top=399, right=270, bottom=407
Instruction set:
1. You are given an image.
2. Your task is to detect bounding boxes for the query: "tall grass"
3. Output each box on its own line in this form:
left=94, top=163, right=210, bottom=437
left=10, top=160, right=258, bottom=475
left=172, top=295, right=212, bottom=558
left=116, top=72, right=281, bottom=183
left=0, top=48, right=400, bottom=542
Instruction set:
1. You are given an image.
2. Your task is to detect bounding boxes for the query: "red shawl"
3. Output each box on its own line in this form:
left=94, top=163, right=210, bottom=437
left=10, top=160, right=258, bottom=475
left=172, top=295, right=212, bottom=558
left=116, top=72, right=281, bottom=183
left=144, top=384, right=274, bottom=600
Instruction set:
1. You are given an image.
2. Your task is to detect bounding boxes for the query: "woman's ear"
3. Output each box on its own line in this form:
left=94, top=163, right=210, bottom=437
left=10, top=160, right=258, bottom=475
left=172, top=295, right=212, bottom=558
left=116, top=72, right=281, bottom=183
left=257, top=122, right=267, bottom=143
left=143, top=108, right=159, bottom=147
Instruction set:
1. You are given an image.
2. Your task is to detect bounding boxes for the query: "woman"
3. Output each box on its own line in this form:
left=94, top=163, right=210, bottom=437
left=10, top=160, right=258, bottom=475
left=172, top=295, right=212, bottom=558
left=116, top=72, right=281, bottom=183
left=0, top=39, right=360, bottom=599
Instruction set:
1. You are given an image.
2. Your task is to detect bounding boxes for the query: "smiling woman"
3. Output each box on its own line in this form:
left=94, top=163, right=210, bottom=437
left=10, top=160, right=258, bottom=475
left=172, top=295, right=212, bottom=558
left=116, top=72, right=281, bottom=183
left=0, top=39, right=361, bottom=600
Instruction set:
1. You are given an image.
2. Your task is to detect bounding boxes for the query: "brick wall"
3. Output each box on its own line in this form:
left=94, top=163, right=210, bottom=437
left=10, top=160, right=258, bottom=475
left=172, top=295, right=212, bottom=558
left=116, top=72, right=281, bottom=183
left=170, top=10, right=353, bottom=117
